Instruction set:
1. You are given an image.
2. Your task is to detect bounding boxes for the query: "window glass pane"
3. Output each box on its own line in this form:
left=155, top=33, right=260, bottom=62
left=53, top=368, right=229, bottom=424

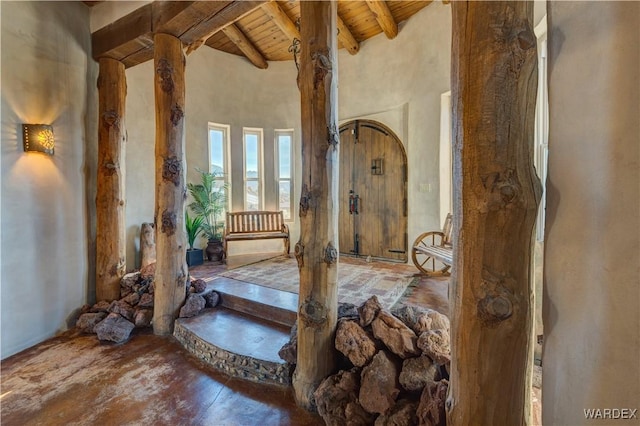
left=213, top=180, right=227, bottom=213
left=210, top=129, right=224, bottom=174
left=245, top=180, right=260, bottom=211
left=278, top=180, right=291, bottom=219
left=278, top=135, right=291, bottom=179
left=245, top=134, right=259, bottom=178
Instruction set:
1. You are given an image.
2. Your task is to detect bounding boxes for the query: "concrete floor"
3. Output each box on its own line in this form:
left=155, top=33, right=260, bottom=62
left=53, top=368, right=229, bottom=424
left=1, top=253, right=541, bottom=425
left=1, top=331, right=322, bottom=426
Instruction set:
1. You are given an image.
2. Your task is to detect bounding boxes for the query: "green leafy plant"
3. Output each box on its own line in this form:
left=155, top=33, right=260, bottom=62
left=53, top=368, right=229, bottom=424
left=185, top=210, right=204, bottom=250
left=187, top=169, right=228, bottom=242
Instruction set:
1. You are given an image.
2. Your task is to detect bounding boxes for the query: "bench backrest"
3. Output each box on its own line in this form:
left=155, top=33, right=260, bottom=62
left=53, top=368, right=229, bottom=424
left=442, top=213, right=453, bottom=247
left=226, top=211, right=285, bottom=234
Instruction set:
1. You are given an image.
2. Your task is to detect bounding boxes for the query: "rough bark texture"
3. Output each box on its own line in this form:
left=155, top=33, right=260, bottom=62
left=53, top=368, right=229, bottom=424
left=448, top=1, right=541, bottom=424
left=292, top=1, right=340, bottom=410
left=152, top=33, right=188, bottom=335
left=96, top=58, right=127, bottom=302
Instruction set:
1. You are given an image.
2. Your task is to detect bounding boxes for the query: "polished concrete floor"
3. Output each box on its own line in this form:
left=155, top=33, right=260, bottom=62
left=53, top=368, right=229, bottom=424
left=1, top=330, right=322, bottom=426
left=1, top=253, right=540, bottom=425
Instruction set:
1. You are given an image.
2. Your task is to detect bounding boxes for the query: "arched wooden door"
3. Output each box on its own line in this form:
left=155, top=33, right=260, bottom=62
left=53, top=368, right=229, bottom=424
left=339, top=120, right=408, bottom=262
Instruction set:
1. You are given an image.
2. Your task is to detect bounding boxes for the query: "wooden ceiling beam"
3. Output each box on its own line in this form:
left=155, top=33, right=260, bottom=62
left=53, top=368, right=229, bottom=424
left=337, top=15, right=359, bottom=55
left=121, top=46, right=154, bottom=68
left=365, top=0, right=398, bottom=39
left=153, top=1, right=230, bottom=38
left=181, top=1, right=267, bottom=50
left=221, top=24, right=269, bottom=69
left=261, top=2, right=359, bottom=55
left=92, top=4, right=153, bottom=61
left=261, top=1, right=300, bottom=42
left=92, top=1, right=266, bottom=68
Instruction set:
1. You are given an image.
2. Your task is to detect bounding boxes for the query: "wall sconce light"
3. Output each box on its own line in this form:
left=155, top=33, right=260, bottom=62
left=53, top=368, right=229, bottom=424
left=23, top=124, right=55, bottom=155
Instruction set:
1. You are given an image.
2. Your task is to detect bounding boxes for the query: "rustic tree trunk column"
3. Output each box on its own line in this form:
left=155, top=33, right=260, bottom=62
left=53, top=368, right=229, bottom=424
left=293, top=1, right=340, bottom=410
left=96, top=58, right=127, bottom=302
left=447, top=2, right=541, bottom=424
left=140, top=222, right=156, bottom=269
left=152, top=33, right=188, bottom=335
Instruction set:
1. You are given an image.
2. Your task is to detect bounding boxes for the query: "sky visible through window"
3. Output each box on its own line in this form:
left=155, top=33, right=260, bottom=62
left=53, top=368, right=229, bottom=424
left=278, top=135, right=291, bottom=179
left=245, top=133, right=259, bottom=178
left=209, top=129, right=224, bottom=174
left=277, top=133, right=292, bottom=219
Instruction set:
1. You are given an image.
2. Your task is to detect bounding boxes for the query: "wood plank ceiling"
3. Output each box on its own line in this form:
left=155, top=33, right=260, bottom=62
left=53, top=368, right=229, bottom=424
left=91, top=1, right=434, bottom=69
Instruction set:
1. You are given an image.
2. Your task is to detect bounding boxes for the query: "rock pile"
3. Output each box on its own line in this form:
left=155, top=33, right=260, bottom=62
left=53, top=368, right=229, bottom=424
left=283, top=296, right=451, bottom=426
left=178, top=279, right=220, bottom=318
left=75, top=269, right=156, bottom=343
left=75, top=267, right=219, bottom=343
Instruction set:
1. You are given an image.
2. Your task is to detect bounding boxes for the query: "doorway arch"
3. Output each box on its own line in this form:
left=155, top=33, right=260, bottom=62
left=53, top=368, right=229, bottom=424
left=338, top=120, right=408, bottom=262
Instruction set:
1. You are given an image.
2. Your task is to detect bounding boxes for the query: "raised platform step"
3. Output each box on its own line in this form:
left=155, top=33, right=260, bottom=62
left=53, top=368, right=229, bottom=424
left=209, top=277, right=298, bottom=327
left=174, top=307, right=293, bottom=387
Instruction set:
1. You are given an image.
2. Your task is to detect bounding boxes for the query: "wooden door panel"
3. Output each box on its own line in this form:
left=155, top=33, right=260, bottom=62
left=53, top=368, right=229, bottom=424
left=357, top=124, right=382, bottom=258
left=382, top=128, right=407, bottom=261
left=338, top=124, right=356, bottom=254
left=338, top=120, right=407, bottom=262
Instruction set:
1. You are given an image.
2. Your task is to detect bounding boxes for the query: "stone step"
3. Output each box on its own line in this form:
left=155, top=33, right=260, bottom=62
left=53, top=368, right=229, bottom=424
left=209, top=277, right=298, bottom=327
left=174, top=307, right=293, bottom=387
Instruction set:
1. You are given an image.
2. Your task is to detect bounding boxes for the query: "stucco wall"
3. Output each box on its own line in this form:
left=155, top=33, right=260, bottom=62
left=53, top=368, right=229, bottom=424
left=123, top=3, right=451, bottom=267
left=123, top=49, right=301, bottom=268
left=338, top=2, right=451, bottom=248
left=544, top=1, right=640, bottom=423
left=1, top=1, right=94, bottom=358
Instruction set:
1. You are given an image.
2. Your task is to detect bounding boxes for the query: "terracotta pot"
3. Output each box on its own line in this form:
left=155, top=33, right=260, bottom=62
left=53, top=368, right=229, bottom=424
left=205, top=239, right=224, bottom=262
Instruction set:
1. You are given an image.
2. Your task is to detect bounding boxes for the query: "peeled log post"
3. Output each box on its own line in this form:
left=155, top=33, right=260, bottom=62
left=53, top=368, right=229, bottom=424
left=447, top=2, right=541, bottom=424
left=96, top=58, right=127, bottom=302
left=293, top=1, right=340, bottom=410
left=152, top=33, right=188, bottom=335
left=140, top=222, right=156, bottom=269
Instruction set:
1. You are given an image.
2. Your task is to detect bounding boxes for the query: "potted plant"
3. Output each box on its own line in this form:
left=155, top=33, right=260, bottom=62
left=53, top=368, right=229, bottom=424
left=187, top=168, right=227, bottom=262
left=185, top=210, right=204, bottom=267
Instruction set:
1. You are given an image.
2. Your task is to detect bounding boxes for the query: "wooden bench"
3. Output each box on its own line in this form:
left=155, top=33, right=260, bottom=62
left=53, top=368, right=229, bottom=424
left=224, top=211, right=290, bottom=255
left=411, top=213, right=453, bottom=276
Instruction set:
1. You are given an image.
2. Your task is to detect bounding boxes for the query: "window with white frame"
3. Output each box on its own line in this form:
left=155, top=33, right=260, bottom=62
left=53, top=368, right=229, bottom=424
left=275, top=130, right=294, bottom=220
left=243, top=128, right=263, bottom=211
left=208, top=122, right=231, bottom=213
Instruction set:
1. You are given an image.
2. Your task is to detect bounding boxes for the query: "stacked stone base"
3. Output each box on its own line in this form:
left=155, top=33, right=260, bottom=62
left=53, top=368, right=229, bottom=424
left=174, top=317, right=292, bottom=386
left=280, top=297, right=451, bottom=426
